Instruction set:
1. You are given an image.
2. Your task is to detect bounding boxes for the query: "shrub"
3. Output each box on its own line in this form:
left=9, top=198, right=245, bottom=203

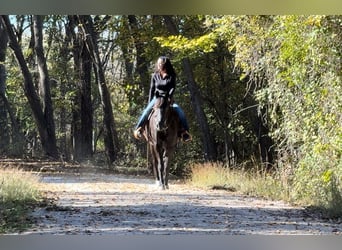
left=189, top=162, right=289, bottom=201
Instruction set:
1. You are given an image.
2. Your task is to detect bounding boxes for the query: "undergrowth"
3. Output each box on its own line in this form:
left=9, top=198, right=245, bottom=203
left=189, top=162, right=289, bottom=201
left=0, top=168, right=42, bottom=233
left=188, top=161, right=342, bottom=218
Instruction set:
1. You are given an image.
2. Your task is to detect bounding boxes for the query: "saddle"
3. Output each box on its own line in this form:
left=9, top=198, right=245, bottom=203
left=147, top=95, right=174, bottom=120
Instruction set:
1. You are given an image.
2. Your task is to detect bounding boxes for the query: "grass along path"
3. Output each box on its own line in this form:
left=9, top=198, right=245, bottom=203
left=0, top=168, right=42, bottom=233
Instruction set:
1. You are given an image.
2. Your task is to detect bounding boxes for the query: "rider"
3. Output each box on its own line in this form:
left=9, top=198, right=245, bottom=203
left=133, top=56, right=192, bottom=142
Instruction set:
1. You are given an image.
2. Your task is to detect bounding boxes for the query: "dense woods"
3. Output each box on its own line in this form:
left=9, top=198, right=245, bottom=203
left=0, top=15, right=341, bottom=212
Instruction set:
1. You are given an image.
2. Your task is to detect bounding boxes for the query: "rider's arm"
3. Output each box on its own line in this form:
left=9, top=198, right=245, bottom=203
left=148, top=74, right=156, bottom=102
left=168, top=75, right=176, bottom=98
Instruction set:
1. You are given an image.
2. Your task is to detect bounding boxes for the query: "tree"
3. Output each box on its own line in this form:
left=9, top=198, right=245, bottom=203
left=230, top=15, right=342, bottom=212
left=49, top=15, right=74, bottom=160
left=0, top=21, right=9, bottom=153
left=66, top=15, right=94, bottom=161
left=127, top=15, right=151, bottom=97
left=77, top=15, right=119, bottom=164
left=1, top=15, right=59, bottom=158
left=163, top=15, right=217, bottom=161
left=32, top=15, right=58, bottom=158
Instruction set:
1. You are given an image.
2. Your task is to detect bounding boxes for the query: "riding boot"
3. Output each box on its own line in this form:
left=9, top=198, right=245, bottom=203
left=181, top=130, right=192, bottom=143
left=133, top=127, right=143, bottom=140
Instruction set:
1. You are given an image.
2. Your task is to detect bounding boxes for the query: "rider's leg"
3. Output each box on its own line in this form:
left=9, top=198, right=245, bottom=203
left=134, top=97, right=156, bottom=139
left=172, top=103, right=192, bottom=142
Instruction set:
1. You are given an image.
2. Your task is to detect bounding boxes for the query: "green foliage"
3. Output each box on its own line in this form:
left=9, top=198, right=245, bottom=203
left=154, top=33, right=217, bottom=57
left=3, top=15, right=342, bottom=217
left=231, top=15, right=342, bottom=214
left=154, top=15, right=235, bottom=59
left=177, top=15, right=342, bottom=215
left=154, top=16, right=262, bottom=164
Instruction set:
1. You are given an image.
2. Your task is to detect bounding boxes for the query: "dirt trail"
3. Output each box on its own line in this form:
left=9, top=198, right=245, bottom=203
left=22, top=172, right=341, bottom=235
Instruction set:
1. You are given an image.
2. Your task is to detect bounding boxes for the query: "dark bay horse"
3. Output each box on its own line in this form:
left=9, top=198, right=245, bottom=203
left=143, top=95, right=180, bottom=189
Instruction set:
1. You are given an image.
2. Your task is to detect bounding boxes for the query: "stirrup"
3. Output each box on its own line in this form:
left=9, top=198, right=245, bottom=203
left=133, top=127, right=143, bottom=140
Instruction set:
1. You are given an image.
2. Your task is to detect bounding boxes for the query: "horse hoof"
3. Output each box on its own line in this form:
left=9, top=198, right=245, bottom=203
left=160, top=185, right=169, bottom=190
left=155, top=180, right=162, bottom=187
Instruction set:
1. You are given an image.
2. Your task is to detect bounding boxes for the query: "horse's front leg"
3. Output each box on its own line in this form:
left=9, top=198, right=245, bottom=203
left=163, top=146, right=175, bottom=189
left=159, top=150, right=169, bottom=189
left=157, top=149, right=166, bottom=189
left=150, top=145, right=160, bottom=185
left=163, top=154, right=169, bottom=190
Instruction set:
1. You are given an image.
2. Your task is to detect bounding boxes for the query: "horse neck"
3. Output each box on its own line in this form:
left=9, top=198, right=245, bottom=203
left=150, top=97, right=170, bottom=131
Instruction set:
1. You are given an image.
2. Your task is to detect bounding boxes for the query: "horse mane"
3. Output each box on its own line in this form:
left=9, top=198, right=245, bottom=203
left=153, top=95, right=168, bottom=109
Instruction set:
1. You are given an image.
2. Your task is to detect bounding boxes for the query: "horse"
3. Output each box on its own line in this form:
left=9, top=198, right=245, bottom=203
left=143, top=94, right=181, bottom=190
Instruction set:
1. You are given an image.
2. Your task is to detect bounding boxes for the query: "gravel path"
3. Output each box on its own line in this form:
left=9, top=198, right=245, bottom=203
left=24, top=173, right=341, bottom=235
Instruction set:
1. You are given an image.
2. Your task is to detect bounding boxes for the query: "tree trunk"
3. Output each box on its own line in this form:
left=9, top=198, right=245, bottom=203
left=254, top=110, right=274, bottom=170
left=68, top=16, right=83, bottom=161
left=181, top=57, right=217, bottom=160
left=77, top=15, right=119, bottom=165
left=79, top=30, right=93, bottom=159
left=67, top=16, right=95, bottom=161
left=69, top=16, right=94, bottom=161
left=58, top=17, right=74, bottom=160
left=0, top=22, right=25, bottom=156
left=120, top=17, right=134, bottom=85
left=1, top=15, right=58, bottom=158
left=127, top=15, right=150, bottom=97
left=0, top=21, right=10, bottom=153
left=127, top=15, right=151, bottom=159
left=32, top=15, right=58, bottom=158
left=163, top=15, right=217, bottom=160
